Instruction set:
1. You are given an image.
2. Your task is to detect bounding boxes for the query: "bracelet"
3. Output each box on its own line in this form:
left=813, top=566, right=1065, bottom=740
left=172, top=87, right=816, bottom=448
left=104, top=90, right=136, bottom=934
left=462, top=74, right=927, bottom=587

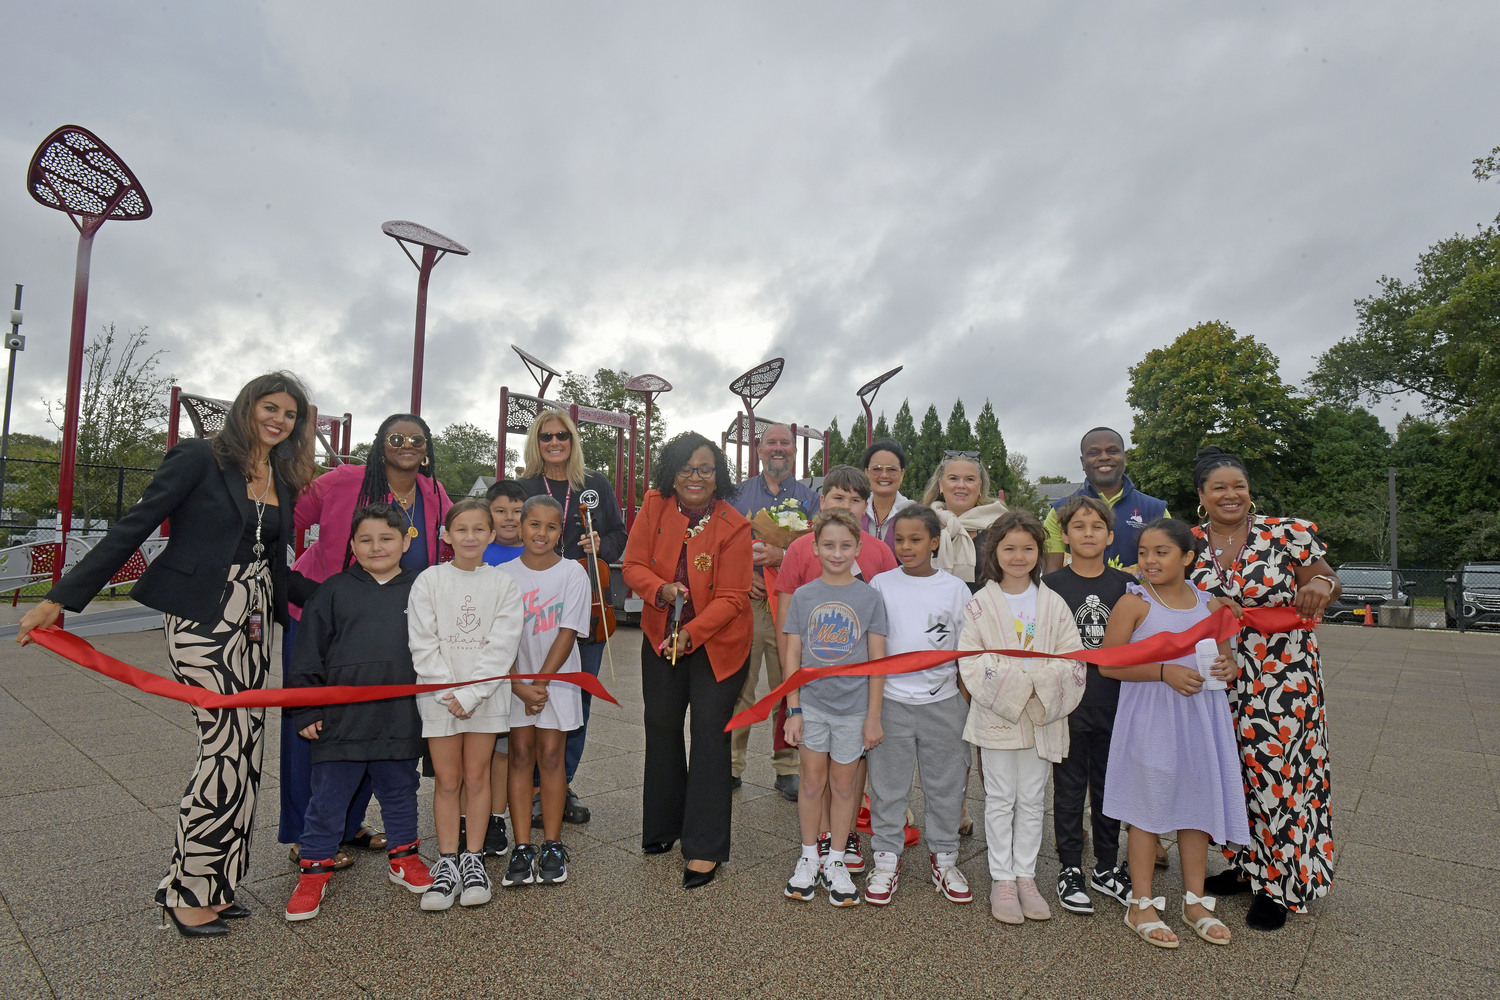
left=787, top=707, right=802, bottom=715
left=1308, top=574, right=1337, bottom=591
left=1160, top=664, right=1164, bottom=681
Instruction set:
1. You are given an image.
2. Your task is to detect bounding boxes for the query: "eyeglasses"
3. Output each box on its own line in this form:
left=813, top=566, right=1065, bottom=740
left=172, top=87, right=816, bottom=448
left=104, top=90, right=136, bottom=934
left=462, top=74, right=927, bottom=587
left=386, top=433, right=428, bottom=449
left=538, top=430, right=572, bottom=443
left=676, top=465, right=717, bottom=480
left=866, top=464, right=902, bottom=475
left=943, top=450, right=979, bottom=461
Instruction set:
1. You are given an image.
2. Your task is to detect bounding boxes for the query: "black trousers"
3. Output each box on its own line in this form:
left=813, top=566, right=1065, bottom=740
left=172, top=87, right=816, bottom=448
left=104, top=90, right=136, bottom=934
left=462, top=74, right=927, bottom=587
left=1052, top=705, right=1121, bottom=870
left=640, top=638, right=749, bottom=863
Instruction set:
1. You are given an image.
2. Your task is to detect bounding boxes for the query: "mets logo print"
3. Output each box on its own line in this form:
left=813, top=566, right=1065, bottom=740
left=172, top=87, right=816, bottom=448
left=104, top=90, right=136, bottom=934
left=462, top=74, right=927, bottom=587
left=807, top=601, right=861, bottom=662
left=456, top=595, right=481, bottom=633
left=523, top=587, right=564, bottom=635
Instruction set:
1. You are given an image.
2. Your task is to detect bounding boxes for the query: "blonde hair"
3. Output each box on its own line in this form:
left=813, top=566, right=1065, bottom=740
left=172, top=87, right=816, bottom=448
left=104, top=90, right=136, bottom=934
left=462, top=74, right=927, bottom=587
left=522, top=408, right=586, bottom=489
left=920, top=455, right=995, bottom=508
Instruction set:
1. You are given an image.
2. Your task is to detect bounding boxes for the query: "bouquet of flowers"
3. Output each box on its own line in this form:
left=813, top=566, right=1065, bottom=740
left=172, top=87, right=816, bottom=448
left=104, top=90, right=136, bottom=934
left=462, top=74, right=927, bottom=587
left=751, top=496, right=813, bottom=549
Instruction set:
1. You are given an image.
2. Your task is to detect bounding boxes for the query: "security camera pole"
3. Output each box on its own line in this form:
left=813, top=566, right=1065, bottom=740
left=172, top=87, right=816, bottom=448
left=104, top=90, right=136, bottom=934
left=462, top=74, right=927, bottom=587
left=0, top=284, right=24, bottom=523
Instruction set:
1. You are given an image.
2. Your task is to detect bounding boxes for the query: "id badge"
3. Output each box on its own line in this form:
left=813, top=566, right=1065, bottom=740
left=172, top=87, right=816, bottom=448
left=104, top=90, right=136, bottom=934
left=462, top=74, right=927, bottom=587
left=247, top=609, right=264, bottom=645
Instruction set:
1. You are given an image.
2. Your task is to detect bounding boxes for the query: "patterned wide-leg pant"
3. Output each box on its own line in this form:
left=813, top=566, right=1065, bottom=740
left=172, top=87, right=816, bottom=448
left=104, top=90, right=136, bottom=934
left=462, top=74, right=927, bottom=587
left=155, top=561, right=271, bottom=908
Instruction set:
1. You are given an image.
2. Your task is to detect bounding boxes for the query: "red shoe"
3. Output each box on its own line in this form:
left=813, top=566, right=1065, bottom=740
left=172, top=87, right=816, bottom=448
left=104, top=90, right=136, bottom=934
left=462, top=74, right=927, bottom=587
left=285, top=859, right=336, bottom=921
left=387, top=841, right=433, bottom=893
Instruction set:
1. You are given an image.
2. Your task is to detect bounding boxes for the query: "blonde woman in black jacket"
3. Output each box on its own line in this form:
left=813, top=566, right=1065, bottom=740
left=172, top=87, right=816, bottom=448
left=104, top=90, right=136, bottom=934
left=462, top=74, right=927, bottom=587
left=16, top=372, right=318, bottom=937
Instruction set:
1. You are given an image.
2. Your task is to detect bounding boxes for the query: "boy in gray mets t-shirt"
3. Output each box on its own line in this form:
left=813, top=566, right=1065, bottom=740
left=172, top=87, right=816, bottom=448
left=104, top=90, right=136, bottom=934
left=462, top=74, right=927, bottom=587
left=782, top=577, right=888, bottom=722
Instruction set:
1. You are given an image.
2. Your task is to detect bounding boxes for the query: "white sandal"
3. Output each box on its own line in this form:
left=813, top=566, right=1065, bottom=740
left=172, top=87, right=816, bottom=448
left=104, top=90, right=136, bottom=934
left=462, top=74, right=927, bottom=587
left=1183, top=891, right=1231, bottom=945
left=1124, top=894, right=1178, bottom=949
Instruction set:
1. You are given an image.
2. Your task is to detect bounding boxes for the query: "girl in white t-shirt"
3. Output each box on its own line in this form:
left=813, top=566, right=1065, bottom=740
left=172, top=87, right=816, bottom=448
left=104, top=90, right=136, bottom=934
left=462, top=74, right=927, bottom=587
left=498, top=496, right=591, bottom=889
left=408, top=499, right=525, bottom=912
left=865, top=505, right=975, bottom=906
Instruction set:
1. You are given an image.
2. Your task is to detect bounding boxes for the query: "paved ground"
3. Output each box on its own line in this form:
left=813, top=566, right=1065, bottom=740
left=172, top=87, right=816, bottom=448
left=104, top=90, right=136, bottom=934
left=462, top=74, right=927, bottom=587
left=0, top=621, right=1496, bottom=999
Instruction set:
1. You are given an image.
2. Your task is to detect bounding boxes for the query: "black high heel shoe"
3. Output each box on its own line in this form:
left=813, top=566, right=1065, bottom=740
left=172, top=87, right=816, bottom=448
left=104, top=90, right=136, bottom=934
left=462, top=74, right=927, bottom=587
left=642, top=840, right=677, bottom=856
left=162, top=906, right=230, bottom=938
left=683, top=862, right=719, bottom=890
left=1203, top=867, right=1252, bottom=896
left=215, top=901, right=251, bottom=919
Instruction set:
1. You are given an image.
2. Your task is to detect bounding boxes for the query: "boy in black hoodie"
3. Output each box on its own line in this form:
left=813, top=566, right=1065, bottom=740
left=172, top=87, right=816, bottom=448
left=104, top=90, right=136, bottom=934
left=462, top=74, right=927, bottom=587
left=284, top=503, right=432, bottom=921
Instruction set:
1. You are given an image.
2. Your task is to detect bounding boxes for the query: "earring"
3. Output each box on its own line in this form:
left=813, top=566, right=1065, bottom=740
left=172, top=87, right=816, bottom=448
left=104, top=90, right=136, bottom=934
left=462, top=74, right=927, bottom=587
left=1249, top=500, right=1257, bottom=515
left=1196, top=504, right=1206, bottom=519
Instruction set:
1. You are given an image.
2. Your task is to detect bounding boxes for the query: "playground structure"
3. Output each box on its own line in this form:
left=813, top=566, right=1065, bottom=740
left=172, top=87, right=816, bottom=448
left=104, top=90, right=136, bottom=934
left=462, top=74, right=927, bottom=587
left=721, top=414, right=828, bottom=482
left=382, top=220, right=469, bottom=415
left=855, top=366, right=903, bottom=449
left=166, top=386, right=354, bottom=468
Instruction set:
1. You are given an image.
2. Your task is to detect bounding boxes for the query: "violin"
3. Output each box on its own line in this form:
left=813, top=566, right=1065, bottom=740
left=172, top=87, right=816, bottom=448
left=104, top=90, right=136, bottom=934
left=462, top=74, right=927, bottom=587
left=576, top=491, right=617, bottom=643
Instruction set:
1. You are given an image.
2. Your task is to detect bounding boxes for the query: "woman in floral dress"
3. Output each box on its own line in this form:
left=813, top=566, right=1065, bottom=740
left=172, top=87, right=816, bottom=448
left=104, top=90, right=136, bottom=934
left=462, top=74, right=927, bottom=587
left=1188, top=447, right=1342, bottom=931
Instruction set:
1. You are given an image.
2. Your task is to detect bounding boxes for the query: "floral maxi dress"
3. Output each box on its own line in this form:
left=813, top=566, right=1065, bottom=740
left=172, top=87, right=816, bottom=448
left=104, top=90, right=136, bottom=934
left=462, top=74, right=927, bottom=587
left=1190, top=517, right=1333, bottom=911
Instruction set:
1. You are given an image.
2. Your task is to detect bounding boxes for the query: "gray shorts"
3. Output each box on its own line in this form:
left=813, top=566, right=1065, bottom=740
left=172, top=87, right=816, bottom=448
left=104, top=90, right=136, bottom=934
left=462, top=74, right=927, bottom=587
left=801, top=706, right=866, bottom=765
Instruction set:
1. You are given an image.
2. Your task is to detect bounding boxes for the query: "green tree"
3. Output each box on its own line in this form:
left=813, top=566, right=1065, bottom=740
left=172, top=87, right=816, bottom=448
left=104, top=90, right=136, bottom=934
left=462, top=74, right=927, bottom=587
left=1289, top=405, right=1393, bottom=562
left=1002, top=452, right=1045, bottom=513
left=892, top=399, right=917, bottom=458
left=558, top=367, right=669, bottom=498
left=1385, top=417, right=1500, bottom=566
left=1127, top=321, right=1309, bottom=516
left=843, top=414, right=868, bottom=467
left=872, top=412, right=890, bottom=443
left=911, top=404, right=945, bottom=498
left=973, top=399, right=1011, bottom=497
left=1309, top=217, right=1500, bottom=455
left=814, top=417, right=844, bottom=477
left=1038, top=475, right=1070, bottom=484
left=433, top=422, right=499, bottom=498
left=944, top=400, right=976, bottom=454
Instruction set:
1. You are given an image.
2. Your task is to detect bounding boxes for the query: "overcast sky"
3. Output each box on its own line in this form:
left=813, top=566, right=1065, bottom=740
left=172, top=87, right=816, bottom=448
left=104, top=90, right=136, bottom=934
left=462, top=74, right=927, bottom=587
left=2, top=1, right=1496, bottom=481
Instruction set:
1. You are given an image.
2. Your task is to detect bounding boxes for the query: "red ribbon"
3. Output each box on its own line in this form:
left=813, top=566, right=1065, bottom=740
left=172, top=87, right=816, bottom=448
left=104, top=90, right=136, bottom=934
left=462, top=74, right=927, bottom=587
left=27, top=626, right=618, bottom=710
left=725, top=605, right=1312, bottom=732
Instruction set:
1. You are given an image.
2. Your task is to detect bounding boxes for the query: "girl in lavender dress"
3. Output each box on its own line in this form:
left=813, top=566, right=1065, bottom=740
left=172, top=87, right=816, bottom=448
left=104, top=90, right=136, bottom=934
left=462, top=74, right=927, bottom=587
left=1100, top=519, right=1249, bottom=949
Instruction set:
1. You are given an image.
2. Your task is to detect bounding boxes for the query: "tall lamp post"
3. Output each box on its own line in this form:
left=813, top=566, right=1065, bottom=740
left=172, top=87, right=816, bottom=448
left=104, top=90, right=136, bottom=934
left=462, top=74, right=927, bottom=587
left=729, top=358, right=784, bottom=479
left=381, top=221, right=469, bottom=416
left=623, top=373, right=671, bottom=490
left=855, top=365, right=902, bottom=449
left=26, top=126, right=151, bottom=584
left=0, top=285, right=24, bottom=531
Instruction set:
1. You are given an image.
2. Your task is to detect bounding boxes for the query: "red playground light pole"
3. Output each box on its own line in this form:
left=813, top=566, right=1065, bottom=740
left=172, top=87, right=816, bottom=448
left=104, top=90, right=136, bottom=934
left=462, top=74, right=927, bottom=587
left=623, top=373, right=671, bottom=487
left=382, top=221, right=469, bottom=415
left=855, top=365, right=902, bottom=449
left=26, top=126, right=152, bottom=585
left=729, top=358, right=784, bottom=479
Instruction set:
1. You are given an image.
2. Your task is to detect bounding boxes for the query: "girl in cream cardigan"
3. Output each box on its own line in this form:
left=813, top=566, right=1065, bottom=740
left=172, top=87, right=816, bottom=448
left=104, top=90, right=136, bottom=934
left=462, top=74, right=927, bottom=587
left=958, top=510, right=1086, bottom=926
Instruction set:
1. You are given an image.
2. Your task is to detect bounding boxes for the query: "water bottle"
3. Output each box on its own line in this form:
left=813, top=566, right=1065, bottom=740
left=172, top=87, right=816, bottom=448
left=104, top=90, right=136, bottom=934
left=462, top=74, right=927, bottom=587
left=1194, top=638, right=1227, bottom=691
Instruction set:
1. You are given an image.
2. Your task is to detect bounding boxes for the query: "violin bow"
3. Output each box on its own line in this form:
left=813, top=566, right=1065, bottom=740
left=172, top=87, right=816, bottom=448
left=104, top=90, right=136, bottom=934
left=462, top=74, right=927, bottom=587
left=579, top=490, right=617, bottom=683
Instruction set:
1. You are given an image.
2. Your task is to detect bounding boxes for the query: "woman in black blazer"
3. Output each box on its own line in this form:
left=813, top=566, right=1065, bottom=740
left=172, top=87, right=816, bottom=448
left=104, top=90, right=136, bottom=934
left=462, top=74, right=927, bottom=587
left=16, top=371, right=318, bottom=937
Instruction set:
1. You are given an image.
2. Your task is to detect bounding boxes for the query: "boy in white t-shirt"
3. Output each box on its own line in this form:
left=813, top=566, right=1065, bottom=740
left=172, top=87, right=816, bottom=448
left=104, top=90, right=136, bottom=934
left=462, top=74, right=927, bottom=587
left=865, top=504, right=975, bottom=905
left=498, top=496, right=591, bottom=888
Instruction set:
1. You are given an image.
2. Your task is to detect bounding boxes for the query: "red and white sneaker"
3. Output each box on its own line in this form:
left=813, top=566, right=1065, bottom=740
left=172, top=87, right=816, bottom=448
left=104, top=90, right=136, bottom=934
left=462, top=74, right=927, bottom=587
left=285, top=858, right=336, bottom=921
left=864, top=862, right=899, bottom=905
left=932, top=853, right=973, bottom=903
left=843, top=832, right=866, bottom=875
left=387, top=841, right=434, bottom=892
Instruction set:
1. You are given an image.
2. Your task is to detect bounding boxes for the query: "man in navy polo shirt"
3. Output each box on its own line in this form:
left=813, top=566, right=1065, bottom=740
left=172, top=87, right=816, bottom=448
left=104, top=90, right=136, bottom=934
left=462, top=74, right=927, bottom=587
left=729, top=422, right=820, bottom=801
left=1041, top=427, right=1169, bottom=575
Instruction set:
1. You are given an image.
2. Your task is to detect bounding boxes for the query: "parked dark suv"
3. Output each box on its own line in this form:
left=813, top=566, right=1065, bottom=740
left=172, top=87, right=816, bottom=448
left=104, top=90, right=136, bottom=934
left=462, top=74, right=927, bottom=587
left=1326, top=563, right=1411, bottom=623
left=1445, top=563, right=1500, bottom=630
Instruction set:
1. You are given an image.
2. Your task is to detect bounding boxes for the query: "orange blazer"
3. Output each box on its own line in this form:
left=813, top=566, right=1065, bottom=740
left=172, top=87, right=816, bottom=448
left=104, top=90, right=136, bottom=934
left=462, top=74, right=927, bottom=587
left=622, top=491, right=752, bottom=681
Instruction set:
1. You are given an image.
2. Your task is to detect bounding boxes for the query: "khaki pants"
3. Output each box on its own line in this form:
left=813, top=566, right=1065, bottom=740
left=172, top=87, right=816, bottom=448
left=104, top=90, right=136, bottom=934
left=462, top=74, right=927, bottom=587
left=730, top=601, right=799, bottom=778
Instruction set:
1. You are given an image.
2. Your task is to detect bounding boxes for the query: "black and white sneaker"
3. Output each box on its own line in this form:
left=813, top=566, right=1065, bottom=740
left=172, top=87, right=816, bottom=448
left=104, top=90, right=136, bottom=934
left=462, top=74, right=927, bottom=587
left=784, top=856, right=821, bottom=901
left=1056, top=866, right=1093, bottom=914
left=1089, top=864, right=1132, bottom=906
left=420, top=855, right=460, bottom=911
left=537, top=840, right=570, bottom=884
left=503, top=844, right=537, bottom=887
left=482, top=814, right=510, bottom=858
left=458, top=851, right=491, bottom=906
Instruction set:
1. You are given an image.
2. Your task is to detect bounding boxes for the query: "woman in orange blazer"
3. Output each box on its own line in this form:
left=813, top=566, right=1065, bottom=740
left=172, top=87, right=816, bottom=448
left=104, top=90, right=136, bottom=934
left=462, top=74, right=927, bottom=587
left=622, top=431, right=752, bottom=889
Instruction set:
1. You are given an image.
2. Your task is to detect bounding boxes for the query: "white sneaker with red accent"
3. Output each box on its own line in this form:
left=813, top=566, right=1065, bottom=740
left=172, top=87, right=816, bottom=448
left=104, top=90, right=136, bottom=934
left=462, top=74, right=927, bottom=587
left=843, top=832, right=866, bottom=875
left=864, top=863, right=899, bottom=905
left=932, top=853, right=973, bottom=903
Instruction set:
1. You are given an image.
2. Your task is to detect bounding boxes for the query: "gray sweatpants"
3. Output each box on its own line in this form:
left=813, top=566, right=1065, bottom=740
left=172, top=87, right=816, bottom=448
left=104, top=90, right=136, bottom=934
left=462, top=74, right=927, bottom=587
left=865, top=694, right=970, bottom=856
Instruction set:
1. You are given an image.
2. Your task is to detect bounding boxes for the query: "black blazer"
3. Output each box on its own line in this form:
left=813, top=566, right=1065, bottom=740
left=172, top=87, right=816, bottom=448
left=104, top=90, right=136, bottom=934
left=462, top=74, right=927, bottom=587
left=48, top=438, right=297, bottom=626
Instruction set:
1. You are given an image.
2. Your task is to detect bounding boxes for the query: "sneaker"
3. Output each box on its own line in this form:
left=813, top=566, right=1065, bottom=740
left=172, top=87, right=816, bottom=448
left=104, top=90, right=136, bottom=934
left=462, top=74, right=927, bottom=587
left=1090, top=864, right=1132, bottom=906
left=420, top=855, right=461, bottom=911
left=458, top=851, right=492, bottom=907
left=990, top=879, right=1023, bottom=924
left=537, top=840, right=570, bottom=884
left=387, top=842, right=433, bottom=893
left=931, top=854, right=973, bottom=904
left=822, top=857, right=860, bottom=906
left=864, top=863, right=899, bottom=906
left=785, top=856, right=822, bottom=901
left=503, top=844, right=537, bottom=887
left=1056, top=866, right=1093, bottom=914
left=816, top=833, right=832, bottom=862
left=482, top=815, right=510, bottom=858
left=284, top=859, right=335, bottom=921
left=1017, top=876, right=1051, bottom=920
left=842, top=832, right=866, bottom=875
left=563, top=788, right=591, bottom=824
left=774, top=773, right=800, bottom=801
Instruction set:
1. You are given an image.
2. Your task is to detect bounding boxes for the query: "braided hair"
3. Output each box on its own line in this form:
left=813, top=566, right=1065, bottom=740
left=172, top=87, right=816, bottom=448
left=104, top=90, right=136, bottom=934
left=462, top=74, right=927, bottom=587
left=355, top=413, right=439, bottom=510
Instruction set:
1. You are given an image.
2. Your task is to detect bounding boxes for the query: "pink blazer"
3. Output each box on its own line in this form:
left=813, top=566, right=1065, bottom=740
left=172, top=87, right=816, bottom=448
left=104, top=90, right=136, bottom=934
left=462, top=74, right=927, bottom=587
left=289, top=464, right=451, bottom=615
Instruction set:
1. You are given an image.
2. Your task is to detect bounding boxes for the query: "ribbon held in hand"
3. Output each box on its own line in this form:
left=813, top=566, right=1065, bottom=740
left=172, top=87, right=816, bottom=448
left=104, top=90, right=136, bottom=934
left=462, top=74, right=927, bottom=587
left=26, top=626, right=619, bottom=710
left=724, top=605, right=1312, bottom=732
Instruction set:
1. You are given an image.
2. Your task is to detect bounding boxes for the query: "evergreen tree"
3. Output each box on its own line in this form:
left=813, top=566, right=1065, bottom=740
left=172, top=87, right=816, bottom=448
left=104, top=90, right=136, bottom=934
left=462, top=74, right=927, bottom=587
left=912, top=404, right=946, bottom=498
left=845, top=414, right=868, bottom=467
left=816, top=417, right=845, bottom=477
left=974, top=400, right=1010, bottom=497
left=873, top=412, right=890, bottom=443
left=892, top=399, right=917, bottom=454
left=944, top=400, right=976, bottom=453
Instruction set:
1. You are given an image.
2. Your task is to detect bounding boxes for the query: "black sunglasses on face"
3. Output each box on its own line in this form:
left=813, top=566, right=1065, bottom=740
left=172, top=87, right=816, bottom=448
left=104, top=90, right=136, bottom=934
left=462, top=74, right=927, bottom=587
left=538, top=430, right=572, bottom=443
left=387, top=433, right=428, bottom=449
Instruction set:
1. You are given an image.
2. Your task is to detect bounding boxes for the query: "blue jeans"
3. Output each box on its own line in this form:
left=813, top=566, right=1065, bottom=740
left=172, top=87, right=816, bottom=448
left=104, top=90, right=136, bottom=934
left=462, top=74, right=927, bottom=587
left=563, top=641, right=605, bottom=783
left=278, top=617, right=374, bottom=844
left=301, top=759, right=419, bottom=861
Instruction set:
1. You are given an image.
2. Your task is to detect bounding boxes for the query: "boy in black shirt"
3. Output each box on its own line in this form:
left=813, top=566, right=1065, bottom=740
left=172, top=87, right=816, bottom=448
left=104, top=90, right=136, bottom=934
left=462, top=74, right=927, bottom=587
left=1041, top=496, right=1134, bottom=915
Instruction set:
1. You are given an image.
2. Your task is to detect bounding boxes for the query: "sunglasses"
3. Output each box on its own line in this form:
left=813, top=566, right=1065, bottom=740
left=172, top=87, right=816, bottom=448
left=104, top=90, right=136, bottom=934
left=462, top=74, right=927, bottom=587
left=386, top=433, right=428, bottom=449
left=943, top=449, right=980, bottom=461
left=538, top=430, right=573, bottom=443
